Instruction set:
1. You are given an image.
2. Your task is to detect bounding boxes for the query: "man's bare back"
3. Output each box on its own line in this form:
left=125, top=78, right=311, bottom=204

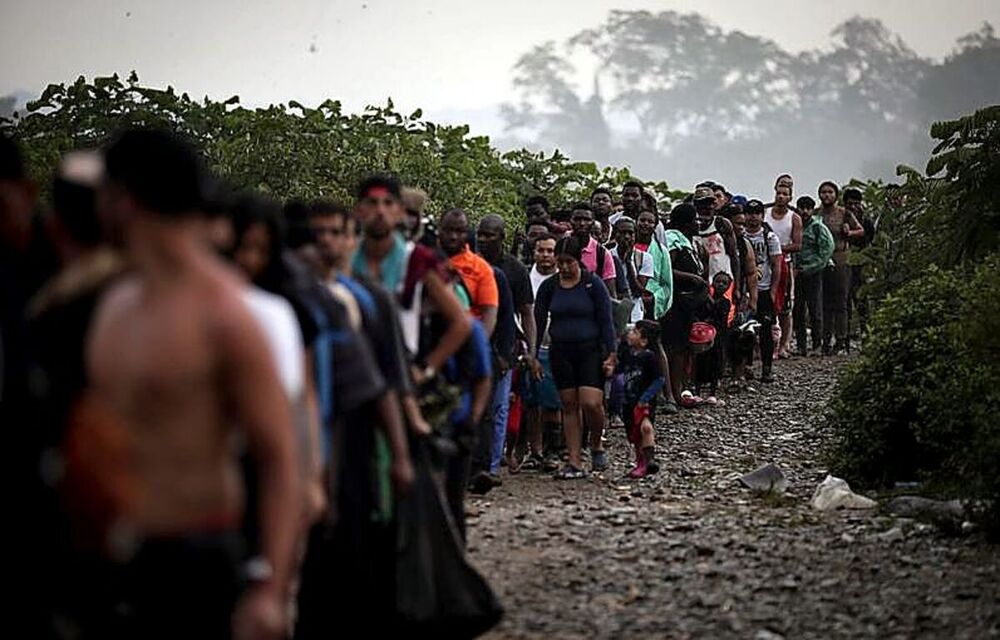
left=87, top=252, right=262, bottom=534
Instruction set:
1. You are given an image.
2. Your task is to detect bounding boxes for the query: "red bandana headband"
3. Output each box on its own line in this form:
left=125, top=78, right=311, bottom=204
left=363, top=186, right=391, bottom=199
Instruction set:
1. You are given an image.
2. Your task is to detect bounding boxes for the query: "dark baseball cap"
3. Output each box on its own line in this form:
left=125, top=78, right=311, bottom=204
left=745, top=199, right=765, bottom=214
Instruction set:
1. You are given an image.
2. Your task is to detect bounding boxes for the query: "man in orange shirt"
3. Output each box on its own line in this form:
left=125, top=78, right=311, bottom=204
left=439, top=208, right=499, bottom=336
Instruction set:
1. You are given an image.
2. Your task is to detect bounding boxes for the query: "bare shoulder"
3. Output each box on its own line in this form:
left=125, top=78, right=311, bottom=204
left=90, top=274, right=143, bottom=334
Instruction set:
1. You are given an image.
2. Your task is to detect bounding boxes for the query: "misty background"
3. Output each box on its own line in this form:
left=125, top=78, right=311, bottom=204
left=3, top=0, right=999, bottom=195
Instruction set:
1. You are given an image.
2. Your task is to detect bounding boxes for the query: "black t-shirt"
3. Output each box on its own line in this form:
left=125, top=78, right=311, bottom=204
left=498, top=253, right=533, bottom=309
left=616, top=341, right=665, bottom=407
left=492, top=266, right=516, bottom=367
left=342, top=273, right=413, bottom=396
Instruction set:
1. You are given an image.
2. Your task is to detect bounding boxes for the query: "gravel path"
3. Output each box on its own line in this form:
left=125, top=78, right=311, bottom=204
left=466, top=355, right=1000, bottom=639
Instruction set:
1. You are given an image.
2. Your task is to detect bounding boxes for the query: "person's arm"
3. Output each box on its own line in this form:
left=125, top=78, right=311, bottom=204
left=845, top=211, right=865, bottom=240
left=477, top=263, right=500, bottom=337
left=602, top=250, right=618, bottom=298
left=786, top=213, right=803, bottom=254
left=720, top=218, right=741, bottom=290
left=744, top=241, right=758, bottom=311
left=533, top=279, right=553, bottom=358
left=591, top=274, right=617, bottom=360
left=468, top=321, right=494, bottom=424
left=376, top=390, right=415, bottom=493
left=218, top=302, right=299, bottom=634
left=638, top=353, right=665, bottom=405
left=520, top=302, right=537, bottom=356
left=301, top=352, right=325, bottom=526
left=420, top=271, right=472, bottom=374
left=469, top=376, right=492, bottom=425
left=769, top=250, right=783, bottom=304
left=818, top=223, right=836, bottom=267
left=603, top=277, right=618, bottom=298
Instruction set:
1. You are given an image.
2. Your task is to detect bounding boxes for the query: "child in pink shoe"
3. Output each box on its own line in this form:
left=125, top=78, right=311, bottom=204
left=611, top=320, right=665, bottom=478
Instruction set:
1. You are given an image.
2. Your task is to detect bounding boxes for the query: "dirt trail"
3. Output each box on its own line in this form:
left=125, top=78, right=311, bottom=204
left=467, top=356, right=1000, bottom=639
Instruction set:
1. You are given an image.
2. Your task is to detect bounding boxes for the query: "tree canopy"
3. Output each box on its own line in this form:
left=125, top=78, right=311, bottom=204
left=1, top=73, right=683, bottom=227
left=502, top=11, right=1000, bottom=192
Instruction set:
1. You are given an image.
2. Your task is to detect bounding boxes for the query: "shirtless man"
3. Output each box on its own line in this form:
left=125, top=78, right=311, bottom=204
left=766, top=183, right=803, bottom=358
left=87, top=129, right=299, bottom=638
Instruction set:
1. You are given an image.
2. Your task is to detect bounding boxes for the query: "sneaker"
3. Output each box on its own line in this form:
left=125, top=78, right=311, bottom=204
left=662, top=400, right=679, bottom=415
left=610, top=415, right=624, bottom=428
left=645, top=457, right=660, bottom=475
left=468, top=471, right=495, bottom=495
left=760, top=370, right=775, bottom=384
left=488, top=472, right=503, bottom=488
left=591, top=450, right=609, bottom=472
left=627, top=459, right=648, bottom=479
left=679, top=390, right=702, bottom=408
left=554, top=464, right=586, bottom=480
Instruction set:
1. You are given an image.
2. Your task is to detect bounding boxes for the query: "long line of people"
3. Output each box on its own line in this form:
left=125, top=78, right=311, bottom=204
left=1, top=128, right=875, bottom=638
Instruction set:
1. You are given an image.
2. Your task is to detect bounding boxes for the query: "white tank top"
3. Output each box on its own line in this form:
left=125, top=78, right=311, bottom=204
left=766, top=208, right=794, bottom=261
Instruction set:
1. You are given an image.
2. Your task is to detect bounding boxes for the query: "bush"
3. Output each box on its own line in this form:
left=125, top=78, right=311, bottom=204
left=827, top=256, right=1000, bottom=534
left=0, top=73, right=685, bottom=231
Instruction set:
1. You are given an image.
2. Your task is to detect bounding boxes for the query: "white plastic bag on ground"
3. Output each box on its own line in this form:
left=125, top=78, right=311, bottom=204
left=810, top=475, right=877, bottom=511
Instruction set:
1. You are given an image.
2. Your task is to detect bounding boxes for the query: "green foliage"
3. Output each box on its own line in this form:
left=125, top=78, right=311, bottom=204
left=0, top=73, right=681, bottom=231
left=829, top=107, right=1000, bottom=535
left=827, top=259, right=1000, bottom=533
left=849, top=105, right=1000, bottom=313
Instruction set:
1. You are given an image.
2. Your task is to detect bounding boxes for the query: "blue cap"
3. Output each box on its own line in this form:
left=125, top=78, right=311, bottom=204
left=731, top=194, right=748, bottom=207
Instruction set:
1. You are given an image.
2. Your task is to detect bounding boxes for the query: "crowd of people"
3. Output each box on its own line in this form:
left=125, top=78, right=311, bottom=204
left=1, top=128, right=876, bottom=638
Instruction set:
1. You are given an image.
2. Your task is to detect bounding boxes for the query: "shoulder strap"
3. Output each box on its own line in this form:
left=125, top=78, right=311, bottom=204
left=596, top=244, right=607, bottom=278
left=760, top=223, right=774, bottom=259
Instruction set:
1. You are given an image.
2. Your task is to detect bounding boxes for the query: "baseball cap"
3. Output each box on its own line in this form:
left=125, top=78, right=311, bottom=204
left=730, top=194, right=748, bottom=207
left=745, top=199, right=765, bottom=214
left=693, top=186, right=714, bottom=203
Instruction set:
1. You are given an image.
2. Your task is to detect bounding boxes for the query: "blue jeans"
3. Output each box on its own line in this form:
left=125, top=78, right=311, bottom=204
left=489, top=369, right=513, bottom=474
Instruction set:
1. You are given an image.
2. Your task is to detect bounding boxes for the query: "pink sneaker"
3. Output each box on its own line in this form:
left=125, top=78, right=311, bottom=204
left=627, top=459, right=649, bottom=479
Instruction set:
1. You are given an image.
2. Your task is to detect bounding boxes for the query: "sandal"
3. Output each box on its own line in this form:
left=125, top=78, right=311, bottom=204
left=553, top=464, right=586, bottom=480
left=591, top=450, right=609, bottom=472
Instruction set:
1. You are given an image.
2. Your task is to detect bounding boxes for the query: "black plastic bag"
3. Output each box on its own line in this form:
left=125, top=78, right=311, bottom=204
left=395, top=441, right=503, bottom=637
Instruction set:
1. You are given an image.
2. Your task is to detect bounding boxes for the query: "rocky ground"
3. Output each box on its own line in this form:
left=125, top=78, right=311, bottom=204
left=466, top=355, right=1000, bottom=639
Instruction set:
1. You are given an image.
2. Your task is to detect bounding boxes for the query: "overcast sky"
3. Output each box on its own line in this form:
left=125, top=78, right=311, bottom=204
left=3, top=0, right=998, bottom=135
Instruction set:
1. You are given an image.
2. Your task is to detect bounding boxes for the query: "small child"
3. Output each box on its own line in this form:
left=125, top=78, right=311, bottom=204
left=613, top=320, right=665, bottom=478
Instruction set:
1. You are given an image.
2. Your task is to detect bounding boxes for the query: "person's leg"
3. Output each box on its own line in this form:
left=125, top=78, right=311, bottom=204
left=656, top=342, right=677, bottom=407
left=578, top=386, right=606, bottom=454
left=668, top=350, right=685, bottom=402
left=444, top=447, right=472, bottom=541
left=469, top=374, right=497, bottom=481
left=833, top=265, right=851, bottom=351
left=759, top=293, right=776, bottom=380
left=639, top=416, right=658, bottom=473
left=780, top=263, right=794, bottom=355
left=489, top=369, right=513, bottom=474
left=559, top=389, right=582, bottom=469
left=822, top=267, right=835, bottom=352
left=794, top=273, right=808, bottom=354
left=808, top=272, right=823, bottom=352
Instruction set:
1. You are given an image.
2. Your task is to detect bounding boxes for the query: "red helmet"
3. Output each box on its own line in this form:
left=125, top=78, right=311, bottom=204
left=688, top=321, right=717, bottom=353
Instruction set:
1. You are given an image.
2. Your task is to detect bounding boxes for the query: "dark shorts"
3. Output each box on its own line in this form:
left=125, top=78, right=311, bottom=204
left=660, top=306, right=693, bottom=352
left=549, top=340, right=605, bottom=390
left=118, top=531, right=245, bottom=638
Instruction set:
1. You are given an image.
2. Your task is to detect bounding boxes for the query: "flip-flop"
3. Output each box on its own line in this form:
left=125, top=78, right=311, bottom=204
left=553, top=464, right=586, bottom=480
